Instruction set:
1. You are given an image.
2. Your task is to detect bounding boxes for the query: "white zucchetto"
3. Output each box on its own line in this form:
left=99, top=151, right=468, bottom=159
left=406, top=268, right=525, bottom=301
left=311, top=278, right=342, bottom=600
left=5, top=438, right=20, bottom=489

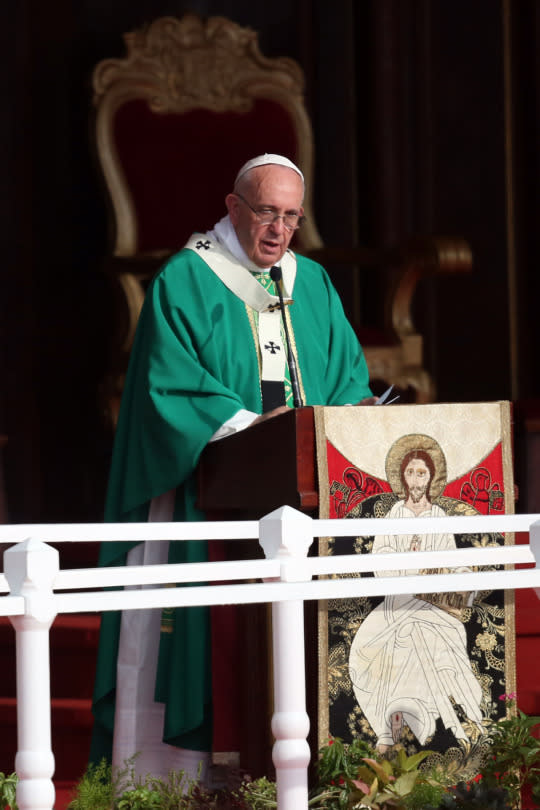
left=234, top=153, right=304, bottom=186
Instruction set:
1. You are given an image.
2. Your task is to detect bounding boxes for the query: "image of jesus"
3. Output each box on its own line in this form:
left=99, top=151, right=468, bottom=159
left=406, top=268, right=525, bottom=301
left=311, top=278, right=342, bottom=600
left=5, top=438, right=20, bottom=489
left=348, top=444, right=485, bottom=752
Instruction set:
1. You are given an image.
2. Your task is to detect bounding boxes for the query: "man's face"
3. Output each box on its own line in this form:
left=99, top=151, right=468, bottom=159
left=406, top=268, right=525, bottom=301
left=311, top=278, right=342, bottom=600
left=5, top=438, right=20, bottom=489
left=226, top=165, right=304, bottom=268
left=403, top=458, right=431, bottom=503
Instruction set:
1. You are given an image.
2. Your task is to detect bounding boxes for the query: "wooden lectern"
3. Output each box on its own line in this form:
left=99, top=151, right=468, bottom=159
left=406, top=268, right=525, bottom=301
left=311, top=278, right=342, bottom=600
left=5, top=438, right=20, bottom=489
left=196, top=406, right=320, bottom=779
left=197, top=406, right=318, bottom=518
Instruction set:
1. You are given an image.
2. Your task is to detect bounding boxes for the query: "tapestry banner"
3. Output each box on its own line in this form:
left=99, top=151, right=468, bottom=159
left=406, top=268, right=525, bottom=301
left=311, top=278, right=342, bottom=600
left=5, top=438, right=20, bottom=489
left=315, top=401, right=515, bottom=779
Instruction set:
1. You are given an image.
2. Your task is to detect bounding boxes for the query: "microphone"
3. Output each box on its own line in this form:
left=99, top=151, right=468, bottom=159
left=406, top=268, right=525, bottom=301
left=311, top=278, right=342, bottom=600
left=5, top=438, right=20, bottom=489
left=270, top=266, right=303, bottom=408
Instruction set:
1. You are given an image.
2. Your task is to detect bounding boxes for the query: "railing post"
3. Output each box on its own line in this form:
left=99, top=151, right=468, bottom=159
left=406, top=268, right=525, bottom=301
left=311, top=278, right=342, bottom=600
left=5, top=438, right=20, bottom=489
left=259, top=506, right=313, bottom=810
left=4, top=539, right=59, bottom=810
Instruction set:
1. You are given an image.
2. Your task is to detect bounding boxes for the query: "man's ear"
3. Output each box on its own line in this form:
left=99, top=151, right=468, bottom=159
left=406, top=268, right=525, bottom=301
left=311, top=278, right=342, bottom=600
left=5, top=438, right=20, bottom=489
left=225, top=193, right=239, bottom=225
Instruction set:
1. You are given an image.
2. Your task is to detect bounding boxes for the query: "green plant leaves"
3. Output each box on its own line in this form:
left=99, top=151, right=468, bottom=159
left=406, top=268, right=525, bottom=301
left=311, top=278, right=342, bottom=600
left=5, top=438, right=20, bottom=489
left=0, top=772, right=18, bottom=810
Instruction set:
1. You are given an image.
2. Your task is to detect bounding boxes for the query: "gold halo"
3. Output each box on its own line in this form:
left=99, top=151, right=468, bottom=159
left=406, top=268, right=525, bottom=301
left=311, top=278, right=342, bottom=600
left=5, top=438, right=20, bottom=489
left=385, top=433, right=447, bottom=499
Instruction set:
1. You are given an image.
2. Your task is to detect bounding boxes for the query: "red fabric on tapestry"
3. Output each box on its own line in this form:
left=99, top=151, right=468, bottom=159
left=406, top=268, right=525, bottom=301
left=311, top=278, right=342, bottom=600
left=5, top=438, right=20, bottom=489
left=112, top=99, right=299, bottom=254
left=444, top=444, right=504, bottom=510
left=326, top=441, right=391, bottom=520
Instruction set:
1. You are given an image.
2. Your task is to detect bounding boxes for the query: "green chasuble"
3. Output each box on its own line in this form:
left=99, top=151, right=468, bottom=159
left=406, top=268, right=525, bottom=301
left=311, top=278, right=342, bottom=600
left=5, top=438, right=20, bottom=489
left=90, top=240, right=372, bottom=763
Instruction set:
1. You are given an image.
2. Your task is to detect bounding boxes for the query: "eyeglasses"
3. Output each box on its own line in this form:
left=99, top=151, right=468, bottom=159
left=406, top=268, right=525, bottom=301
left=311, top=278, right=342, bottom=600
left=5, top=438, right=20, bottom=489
left=235, top=192, right=305, bottom=231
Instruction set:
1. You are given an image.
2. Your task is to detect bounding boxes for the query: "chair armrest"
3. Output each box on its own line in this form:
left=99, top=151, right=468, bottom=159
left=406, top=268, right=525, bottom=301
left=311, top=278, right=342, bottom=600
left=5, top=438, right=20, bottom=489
left=304, top=236, right=472, bottom=343
left=386, top=236, right=472, bottom=340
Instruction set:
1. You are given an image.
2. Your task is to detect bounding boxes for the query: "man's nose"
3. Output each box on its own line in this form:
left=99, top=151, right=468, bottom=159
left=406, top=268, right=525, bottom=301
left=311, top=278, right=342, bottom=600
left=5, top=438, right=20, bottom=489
left=269, top=216, right=286, bottom=234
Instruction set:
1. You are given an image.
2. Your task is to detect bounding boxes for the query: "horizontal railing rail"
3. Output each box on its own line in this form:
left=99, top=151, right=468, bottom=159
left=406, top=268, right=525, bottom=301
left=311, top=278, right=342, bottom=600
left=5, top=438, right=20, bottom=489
left=1, top=506, right=540, bottom=810
left=1, top=510, right=539, bottom=545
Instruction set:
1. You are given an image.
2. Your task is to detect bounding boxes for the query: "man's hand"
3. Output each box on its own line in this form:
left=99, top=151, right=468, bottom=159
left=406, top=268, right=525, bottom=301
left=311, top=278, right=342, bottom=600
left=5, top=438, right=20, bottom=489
left=251, top=405, right=290, bottom=425
left=356, top=396, right=379, bottom=406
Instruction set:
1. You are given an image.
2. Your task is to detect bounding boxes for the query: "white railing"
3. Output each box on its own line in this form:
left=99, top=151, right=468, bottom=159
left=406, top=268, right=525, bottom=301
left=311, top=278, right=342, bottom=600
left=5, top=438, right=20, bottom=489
left=1, top=506, right=540, bottom=810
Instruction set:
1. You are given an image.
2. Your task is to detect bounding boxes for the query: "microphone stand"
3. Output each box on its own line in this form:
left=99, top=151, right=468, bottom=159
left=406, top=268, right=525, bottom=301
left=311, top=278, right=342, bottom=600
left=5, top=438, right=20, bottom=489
left=270, top=266, right=303, bottom=408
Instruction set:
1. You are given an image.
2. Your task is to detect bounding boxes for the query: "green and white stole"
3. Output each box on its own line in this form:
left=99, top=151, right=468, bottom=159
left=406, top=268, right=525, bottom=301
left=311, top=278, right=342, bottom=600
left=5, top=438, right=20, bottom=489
left=185, top=234, right=304, bottom=408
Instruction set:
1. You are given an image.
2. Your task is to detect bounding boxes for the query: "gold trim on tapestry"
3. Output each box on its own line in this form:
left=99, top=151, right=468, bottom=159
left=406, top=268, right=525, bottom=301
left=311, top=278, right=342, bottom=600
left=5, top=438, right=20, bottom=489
left=500, top=399, right=517, bottom=705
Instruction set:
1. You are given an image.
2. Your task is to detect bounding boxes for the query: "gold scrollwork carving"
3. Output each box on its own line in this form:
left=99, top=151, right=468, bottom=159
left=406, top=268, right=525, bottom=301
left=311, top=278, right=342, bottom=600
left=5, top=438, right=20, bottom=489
left=93, top=14, right=304, bottom=114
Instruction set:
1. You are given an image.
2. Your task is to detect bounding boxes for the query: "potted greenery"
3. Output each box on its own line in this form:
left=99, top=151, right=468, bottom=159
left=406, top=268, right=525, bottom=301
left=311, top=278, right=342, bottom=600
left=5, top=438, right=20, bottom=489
left=3, top=693, right=540, bottom=809
left=476, top=693, right=540, bottom=809
left=65, top=758, right=277, bottom=810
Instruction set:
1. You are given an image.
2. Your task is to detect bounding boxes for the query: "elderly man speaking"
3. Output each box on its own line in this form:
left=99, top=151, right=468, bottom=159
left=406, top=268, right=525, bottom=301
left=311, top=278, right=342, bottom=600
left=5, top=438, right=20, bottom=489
left=90, top=154, right=373, bottom=781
